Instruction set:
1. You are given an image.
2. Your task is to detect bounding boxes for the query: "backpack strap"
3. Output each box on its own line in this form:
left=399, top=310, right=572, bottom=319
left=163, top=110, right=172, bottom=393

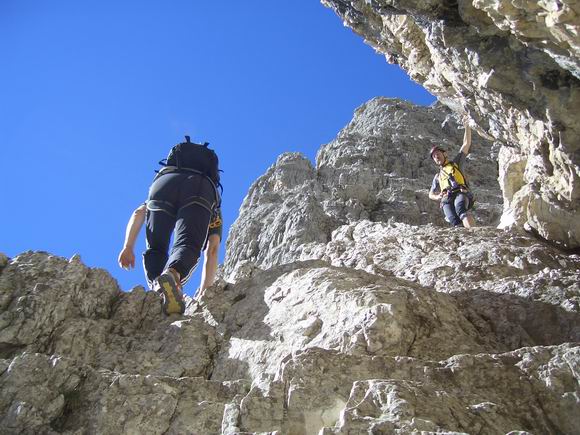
left=175, top=144, right=182, bottom=169
left=438, top=165, right=453, bottom=185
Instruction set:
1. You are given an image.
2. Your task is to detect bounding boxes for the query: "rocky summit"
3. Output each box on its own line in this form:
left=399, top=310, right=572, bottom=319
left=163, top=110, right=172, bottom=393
left=2, top=2, right=580, bottom=433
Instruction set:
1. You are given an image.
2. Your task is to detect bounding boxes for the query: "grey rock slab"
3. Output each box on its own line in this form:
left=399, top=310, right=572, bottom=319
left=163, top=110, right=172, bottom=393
left=273, top=344, right=580, bottom=434
left=200, top=261, right=506, bottom=384
left=0, top=352, right=250, bottom=435
left=305, top=220, right=580, bottom=349
left=0, top=252, right=218, bottom=378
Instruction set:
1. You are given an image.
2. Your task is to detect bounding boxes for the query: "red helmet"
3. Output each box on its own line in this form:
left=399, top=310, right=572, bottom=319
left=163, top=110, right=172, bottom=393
left=429, top=146, right=446, bottom=158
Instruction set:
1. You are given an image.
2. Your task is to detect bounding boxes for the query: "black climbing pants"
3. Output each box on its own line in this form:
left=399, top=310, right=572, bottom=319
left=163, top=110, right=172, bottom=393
left=143, top=172, right=217, bottom=289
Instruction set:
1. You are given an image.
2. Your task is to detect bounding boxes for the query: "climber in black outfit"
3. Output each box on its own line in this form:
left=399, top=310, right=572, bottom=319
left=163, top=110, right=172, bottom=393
left=118, top=137, right=222, bottom=315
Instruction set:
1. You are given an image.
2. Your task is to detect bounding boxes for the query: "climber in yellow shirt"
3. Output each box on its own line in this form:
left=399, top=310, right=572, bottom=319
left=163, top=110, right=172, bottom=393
left=428, top=116, right=475, bottom=228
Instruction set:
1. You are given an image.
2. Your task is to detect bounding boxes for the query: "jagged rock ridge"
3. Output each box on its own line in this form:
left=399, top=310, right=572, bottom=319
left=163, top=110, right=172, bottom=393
left=322, top=0, right=580, bottom=249
left=224, top=98, right=501, bottom=276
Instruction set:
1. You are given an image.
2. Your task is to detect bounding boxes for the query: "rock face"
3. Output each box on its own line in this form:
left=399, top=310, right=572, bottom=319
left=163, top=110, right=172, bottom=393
left=322, top=0, right=580, bottom=249
left=224, top=98, right=501, bottom=276
left=0, top=252, right=248, bottom=434
left=1, top=99, right=579, bottom=434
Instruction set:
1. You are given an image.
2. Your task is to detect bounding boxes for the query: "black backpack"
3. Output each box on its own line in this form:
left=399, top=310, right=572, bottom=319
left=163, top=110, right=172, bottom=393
left=161, top=136, right=220, bottom=185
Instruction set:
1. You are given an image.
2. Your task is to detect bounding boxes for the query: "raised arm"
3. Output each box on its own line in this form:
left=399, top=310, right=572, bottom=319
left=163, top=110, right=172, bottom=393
left=118, top=204, right=146, bottom=270
left=459, top=116, right=472, bottom=156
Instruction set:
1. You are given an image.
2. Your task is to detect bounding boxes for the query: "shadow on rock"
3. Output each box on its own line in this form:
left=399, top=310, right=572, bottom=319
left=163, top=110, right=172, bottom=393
left=454, top=288, right=580, bottom=350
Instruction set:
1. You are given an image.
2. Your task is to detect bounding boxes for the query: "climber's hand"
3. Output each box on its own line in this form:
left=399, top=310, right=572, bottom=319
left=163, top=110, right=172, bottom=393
left=118, top=247, right=136, bottom=270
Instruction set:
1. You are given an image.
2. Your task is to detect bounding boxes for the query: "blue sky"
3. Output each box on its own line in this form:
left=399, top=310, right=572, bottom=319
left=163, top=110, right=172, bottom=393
left=1, top=1, right=435, bottom=295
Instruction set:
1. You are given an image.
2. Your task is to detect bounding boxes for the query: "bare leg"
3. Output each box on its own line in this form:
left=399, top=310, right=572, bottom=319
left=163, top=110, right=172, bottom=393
left=455, top=193, right=475, bottom=228
left=200, top=234, right=220, bottom=291
left=462, top=214, right=475, bottom=228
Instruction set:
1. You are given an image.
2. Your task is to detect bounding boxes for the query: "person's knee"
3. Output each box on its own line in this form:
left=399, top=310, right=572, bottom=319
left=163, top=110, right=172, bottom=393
left=173, top=238, right=204, bottom=257
left=169, top=245, right=201, bottom=267
left=167, top=247, right=201, bottom=284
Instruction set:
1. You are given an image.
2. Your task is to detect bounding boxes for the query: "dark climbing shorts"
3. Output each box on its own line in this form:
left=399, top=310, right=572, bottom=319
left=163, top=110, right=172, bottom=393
left=442, top=192, right=472, bottom=226
left=143, top=172, right=218, bottom=289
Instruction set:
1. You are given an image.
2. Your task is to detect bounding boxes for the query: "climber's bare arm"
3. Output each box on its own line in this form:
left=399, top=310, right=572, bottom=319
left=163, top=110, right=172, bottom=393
left=200, top=234, right=220, bottom=290
left=118, top=204, right=146, bottom=270
left=429, top=190, right=445, bottom=201
left=459, top=116, right=472, bottom=156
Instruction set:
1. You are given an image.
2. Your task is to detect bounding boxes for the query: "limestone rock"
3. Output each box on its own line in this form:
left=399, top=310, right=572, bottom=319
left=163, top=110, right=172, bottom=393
left=199, top=261, right=502, bottom=382
left=224, top=152, right=338, bottom=281
left=305, top=220, right=580, bottom=349
left=0, top=253, right=8, bottom=271
left=225, top=98, right=502, bottom=280
left=205, top=345, right=580, bottom=434
left=322, top=0, right=580, bottom=248
left=0, top=252, right=255, bottom=433
left=0, top=251, right=217, bottom=378
left=471, top=0, right=580, bottom=77
left=0, top=352, right=250, bottom=434
left=271, top=344, right=580, bottom=434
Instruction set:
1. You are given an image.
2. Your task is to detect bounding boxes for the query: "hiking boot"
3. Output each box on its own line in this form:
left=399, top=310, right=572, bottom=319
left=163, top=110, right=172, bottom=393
left=156, top=270, right=185, bottom=315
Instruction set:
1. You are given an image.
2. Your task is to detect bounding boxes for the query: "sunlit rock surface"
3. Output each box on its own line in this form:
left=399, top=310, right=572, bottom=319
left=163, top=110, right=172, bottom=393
left=1, top=98, right=579, bottom=433
left=0, top=252, right=248, bottom=434
left=322, top=0, right=580, bottom=249
left=224, top=98, right=501, bottom=277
